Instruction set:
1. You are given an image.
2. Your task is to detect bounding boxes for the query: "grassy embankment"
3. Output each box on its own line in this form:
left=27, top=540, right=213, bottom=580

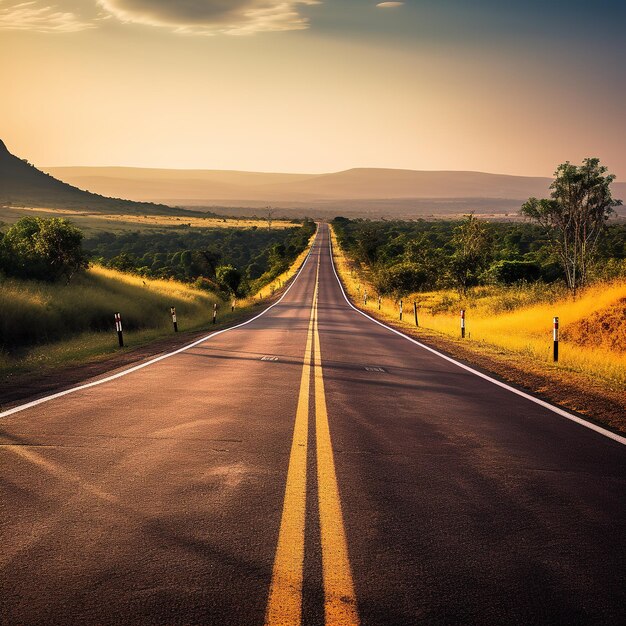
left=0, top=232, right=314, bottom=379
left=330, top=225, right=626, bottom=403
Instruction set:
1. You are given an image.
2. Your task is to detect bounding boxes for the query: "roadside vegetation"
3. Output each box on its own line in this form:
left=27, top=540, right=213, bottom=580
left=330, top=159, right=625, bottom=391
left=0, top=215, right=315, bottom=378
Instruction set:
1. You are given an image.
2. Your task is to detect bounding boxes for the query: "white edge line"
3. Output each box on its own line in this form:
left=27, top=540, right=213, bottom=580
left=327, top=227, right=626, bottom=447
left=0, top=229, right=319, bottom=419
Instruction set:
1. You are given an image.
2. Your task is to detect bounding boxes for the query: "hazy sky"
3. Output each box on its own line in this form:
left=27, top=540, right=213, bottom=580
left=1, top=0, right=625, bottom=176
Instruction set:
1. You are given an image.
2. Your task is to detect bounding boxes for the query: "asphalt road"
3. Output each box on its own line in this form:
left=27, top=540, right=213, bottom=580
left=1, top=225, right=625, bottom=625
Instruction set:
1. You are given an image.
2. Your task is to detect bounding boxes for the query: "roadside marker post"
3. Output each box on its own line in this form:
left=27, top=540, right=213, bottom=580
left=378, top=295, right=381, bottom=310
left=364, top=291, right=368, bottom=305
left=170, top=307, right=178, bottom=332
left=460, top=309, right=466, bottom=338
left=399, top=299, right=403, bottom=321
left=414, top=301, right=419, bottom=327
left=213, top=303, right=217, bottom=324
left=114, top=312, right=124, bottom=347
left=232, top=300, right=235, bottom=312
left=553, top=316, right=559, bottom=362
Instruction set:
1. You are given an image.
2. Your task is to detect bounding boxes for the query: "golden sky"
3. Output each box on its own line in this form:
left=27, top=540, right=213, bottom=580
left=1, top=1, right=624, bottom=177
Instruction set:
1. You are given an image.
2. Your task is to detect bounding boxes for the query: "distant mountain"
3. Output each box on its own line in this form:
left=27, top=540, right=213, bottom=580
left=45, top=164, right=626, bottom=218
left=0, top=140, right=181, bottom=215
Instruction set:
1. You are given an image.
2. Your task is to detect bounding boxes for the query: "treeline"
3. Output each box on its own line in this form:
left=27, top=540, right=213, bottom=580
left=85, top=220, right=316, bottom=295
left=332, top=216, right=626, bottom=296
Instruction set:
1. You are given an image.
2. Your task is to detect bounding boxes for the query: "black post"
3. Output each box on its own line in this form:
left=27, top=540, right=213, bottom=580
left=553, top=316, right=559, bottom=362
left=213, top=303, right=217, bottom=324
left=399, top=299, right=403, bottom=321
left=170, top=307, right=178, bottom=332
left=414, top=301, right=418, bottom=327
left=115, top=312, right=124, bottom=347
left=378, top=295, right=381, bottom=310
left=461, top=309, right=465, bottom=339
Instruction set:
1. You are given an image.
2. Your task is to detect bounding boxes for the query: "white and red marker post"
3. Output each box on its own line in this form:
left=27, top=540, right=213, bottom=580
left=114, top=312, right=124, bottom=347
left=170, top=307, right=178, bottom=332
left=399, top=299, right=403, bottom=321
left=213, top=303, right=217, bottom=324
left=553, top=316, right=559, bottom=362
left=460, top=309, right=466, bottom=338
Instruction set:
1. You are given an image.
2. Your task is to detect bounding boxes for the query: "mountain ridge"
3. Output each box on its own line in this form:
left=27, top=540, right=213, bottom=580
left=0, top=141, right=184, bottom=215
left=45, top=165, right=626, bottom=208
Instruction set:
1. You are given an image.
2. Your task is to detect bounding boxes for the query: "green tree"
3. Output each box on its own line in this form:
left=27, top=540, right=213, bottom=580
left=521, top=158, right=622, bottom=292
left=449, top=214, right=492, bottom=294
left=374, top=262, right=429, bottom=296
left=0, top=217, right=87, bottom=282
left=108, top=252, right=138, bottom=273
left=216, top=265, right=242, bottom=296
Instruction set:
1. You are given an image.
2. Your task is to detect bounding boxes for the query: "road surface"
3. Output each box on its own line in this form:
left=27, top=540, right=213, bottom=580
left=1, top=225, right=625, bottom=625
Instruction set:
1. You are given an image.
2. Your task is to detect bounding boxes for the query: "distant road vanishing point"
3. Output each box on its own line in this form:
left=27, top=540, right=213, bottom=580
left=1, top=225, right=625, bottom=625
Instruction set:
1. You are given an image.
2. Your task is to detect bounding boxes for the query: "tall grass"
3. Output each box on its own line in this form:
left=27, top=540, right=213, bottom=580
left=330, top=226, right=626, bottom=388
left=0, top=266, right=224, bottom=374
left=0, top=231, right=316, bottom=377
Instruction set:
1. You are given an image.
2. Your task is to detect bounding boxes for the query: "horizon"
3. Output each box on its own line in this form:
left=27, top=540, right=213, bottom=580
left=1, top=1, right=625, bottom=178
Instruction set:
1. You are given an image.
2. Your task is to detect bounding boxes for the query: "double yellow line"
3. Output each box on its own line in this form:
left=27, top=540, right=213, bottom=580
left=265, top=256, right=359, bottom=626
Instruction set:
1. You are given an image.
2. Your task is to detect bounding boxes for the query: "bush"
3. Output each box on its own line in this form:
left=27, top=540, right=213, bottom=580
left=490, top=260, right=542, bottom=284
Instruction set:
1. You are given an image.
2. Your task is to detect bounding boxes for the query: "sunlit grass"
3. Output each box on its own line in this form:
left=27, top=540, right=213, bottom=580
left=0, top=232, right=316, bottom=378
left=0, top=267, right=227, bottom=375
left=0, top=206, right=297, bottom=230
left=330, top=226, right=626, bottom=388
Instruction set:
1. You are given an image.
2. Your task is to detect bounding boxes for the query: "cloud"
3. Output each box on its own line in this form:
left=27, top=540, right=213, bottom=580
left=97, top=0, right=321, bottom=35
left=0, top=1, right=94, bottom=32
left=376, top=2, right=404, bottom=7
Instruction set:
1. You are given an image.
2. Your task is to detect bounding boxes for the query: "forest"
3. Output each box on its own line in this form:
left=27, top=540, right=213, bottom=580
left=85, top=220, right=316, bottom=295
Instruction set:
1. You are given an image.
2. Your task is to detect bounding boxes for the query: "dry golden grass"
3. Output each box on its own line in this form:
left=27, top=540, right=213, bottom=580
left=0, top=230, right=316, bottom=378
left=330, top=226, right=626, bottom=388
left=2, top=206, right=297, bottom=230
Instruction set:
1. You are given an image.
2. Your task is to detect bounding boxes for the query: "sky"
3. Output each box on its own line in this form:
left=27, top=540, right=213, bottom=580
left=1, top=0, right=625, bottom=177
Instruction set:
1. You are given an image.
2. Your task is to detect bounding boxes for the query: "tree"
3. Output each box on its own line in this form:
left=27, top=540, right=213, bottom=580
left=403, top=234, right=442, bottom=289
left=374, top=262, right=429, bottom=296
left=0, top=217, right=87, bottom=282
left=521, top=158, right=622, bottom=292
left=266, top=206, right=275, bottom=231
left=216, top=265, right=242, bottom=296
left=354, top=223, right=384, bottom=265
left=108, top=252, right=138, bottom=273
left=489, top=260, right=541, bottom=285
left=449, top=214, right=492, bottom=294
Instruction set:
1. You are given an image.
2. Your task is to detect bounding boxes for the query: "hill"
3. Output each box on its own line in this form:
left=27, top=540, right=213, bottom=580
left=45, top=164, right=626, bottom=219
left=0, top=140, right=183, bottom=215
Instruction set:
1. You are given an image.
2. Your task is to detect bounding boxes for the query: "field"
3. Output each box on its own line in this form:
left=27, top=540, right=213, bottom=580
left=330, top=226, right=626, bottom=390
left=0, top=206, right=298, bottom=234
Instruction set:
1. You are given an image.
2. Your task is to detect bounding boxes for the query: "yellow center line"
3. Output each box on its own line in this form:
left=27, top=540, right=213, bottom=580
left=313, top=271, right=360, bottom=626
left=266, top=243, right=359, bottom=625
left=265, top=258, right=318, bottom=625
